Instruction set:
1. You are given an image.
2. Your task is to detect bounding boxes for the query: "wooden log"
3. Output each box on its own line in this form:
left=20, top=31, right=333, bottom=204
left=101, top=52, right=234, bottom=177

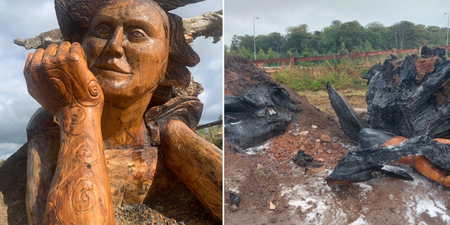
left=365, top=46, right=450, bottom=138
left=327, top=130, right=450, bottom=187
left=327, top=46, right=450, bottom=186
left=183, top=10, right=222, bottom=43
left=326, top=82, right=369, bottom=142
left=26, top=108, right=60, bottom=225
left=159, top=119, right=222, bottom=221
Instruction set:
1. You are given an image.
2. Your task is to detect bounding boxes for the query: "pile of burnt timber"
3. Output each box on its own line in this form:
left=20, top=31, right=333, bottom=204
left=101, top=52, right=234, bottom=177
left=327, top=46, right=450, bottom=185
left=224, top=56, right=299, bottom=152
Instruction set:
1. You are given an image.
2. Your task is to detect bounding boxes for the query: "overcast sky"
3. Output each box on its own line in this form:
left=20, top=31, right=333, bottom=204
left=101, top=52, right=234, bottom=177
left=224, top=0, right=450, bottom=46
left=0, top=0, right=222, bottom=160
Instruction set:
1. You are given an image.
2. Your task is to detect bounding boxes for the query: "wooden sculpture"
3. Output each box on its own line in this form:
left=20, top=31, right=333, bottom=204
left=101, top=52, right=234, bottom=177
left=24, top=0, right=222, bottom=224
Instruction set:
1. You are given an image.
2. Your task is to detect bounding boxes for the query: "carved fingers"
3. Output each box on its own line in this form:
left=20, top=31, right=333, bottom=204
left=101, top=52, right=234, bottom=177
left=24, top=42, right=103, bottom=115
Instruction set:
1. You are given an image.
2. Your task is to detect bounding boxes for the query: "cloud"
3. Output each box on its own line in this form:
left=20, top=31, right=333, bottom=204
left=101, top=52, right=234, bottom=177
left=191, top=38, right=223, bottom=124
left=0, top=143, right=23, bottom=160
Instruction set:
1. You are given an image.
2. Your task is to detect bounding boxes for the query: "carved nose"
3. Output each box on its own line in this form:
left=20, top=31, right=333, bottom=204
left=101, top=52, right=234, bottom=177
left=105, top=27, right=124, bottom=58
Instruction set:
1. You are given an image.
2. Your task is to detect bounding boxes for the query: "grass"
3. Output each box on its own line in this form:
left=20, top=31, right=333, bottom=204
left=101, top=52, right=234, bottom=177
left=196, top=124, right=223, bottom=149
left=299, top=89, right=367, bottom=116
left=0, top=159, right=5, bottom=166
left=272, top=57, right=389, bottom=91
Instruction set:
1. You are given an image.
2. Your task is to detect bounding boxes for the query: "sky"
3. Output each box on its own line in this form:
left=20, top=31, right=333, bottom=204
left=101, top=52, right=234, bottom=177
left=0, top=0, right=222, bottom=160
left=224, top=0, right=450, bottom=47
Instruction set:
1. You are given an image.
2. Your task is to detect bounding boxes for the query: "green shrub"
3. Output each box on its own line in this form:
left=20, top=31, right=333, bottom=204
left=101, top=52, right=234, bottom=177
left=271, top=57, right=389, bottom=92
left=196, top=124, right=223, bottom=149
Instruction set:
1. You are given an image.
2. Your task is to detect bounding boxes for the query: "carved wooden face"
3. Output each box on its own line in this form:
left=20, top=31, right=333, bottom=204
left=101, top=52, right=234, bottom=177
left=82, top=0, right=169, bottom=105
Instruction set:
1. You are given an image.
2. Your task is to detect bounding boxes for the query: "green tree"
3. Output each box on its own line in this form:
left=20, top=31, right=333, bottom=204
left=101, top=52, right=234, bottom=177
left=319, top=25, right=339, bottom=54
left=338, top=21, right=364, bottom=52
left=230, top=35, right=254, bottom=53
left=257, top=48, right=267, bottom=60
left=267, top=47, right=277, bottom=59
left=389, top=21, right=415, bottom=49
left=237, top=46, right=253, bottom=59
left=338, top=41, right=349, bottom=54
left=427, top=25, right=447, bottom=46
left=285, top=24, right=310, bottom=54
left=255, top=32, right=284, bottom=54
left=364, top=22, right=389, bottom=50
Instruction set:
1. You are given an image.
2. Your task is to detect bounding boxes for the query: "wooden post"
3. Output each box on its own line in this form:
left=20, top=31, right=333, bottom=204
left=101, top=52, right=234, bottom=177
left=290, top=55, right=295, bottom=69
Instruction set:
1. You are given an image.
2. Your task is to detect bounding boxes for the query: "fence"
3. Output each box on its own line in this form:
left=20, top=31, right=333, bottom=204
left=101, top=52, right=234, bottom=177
left=253, top=46, right=450, bottom=69
left=197, top=119, right=222, bottom=130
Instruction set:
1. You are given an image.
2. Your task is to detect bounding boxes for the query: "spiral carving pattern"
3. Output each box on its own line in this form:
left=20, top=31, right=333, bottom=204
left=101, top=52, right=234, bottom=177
left=63, top=106, right=87, bottom=135
left=68, top=106, right=85, bottom=125
left=72, top=135, right=99, bottom=164
left=76, top=79, right=102, bottom=107
left=88, top=80, right=100, bottom=98
left=71, top=179, right=98, bottom=213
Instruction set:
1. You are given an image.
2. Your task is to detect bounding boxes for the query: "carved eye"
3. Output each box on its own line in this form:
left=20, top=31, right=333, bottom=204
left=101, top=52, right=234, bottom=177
left=128, top=29, right=147, bottom=42
left=130, top=31, right=144, bottom=38
left=96, top=25, right=111, bottom=38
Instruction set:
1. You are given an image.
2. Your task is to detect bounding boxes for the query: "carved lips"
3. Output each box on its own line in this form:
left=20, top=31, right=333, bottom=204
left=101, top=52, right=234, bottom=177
left=93, top=58, right=132, bottom=76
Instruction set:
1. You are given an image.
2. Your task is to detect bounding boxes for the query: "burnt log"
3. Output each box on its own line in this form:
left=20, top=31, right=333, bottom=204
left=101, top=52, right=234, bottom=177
left=366, top=46, right=450, bottom=138
left=327, top=82, right=369, bottom=142
left=327, top=46, right=450, bottom=185
left=224, top=85, right=299, bottom=151
left=327, top=134, right=450, bottom=184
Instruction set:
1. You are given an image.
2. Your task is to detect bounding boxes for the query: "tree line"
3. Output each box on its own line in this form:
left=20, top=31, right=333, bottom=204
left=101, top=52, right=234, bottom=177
left=225, top=20, right=449, bottom=60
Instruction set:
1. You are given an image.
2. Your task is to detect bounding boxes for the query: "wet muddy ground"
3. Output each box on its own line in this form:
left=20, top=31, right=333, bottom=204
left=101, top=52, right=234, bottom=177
left=225, top=129, right=450, bottom=224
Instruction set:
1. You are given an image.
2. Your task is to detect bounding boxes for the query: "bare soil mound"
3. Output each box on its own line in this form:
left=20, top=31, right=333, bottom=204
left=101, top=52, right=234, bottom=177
left=224, top=56, right=450, bottom=224
left=224, top=56, right=350, bottom=164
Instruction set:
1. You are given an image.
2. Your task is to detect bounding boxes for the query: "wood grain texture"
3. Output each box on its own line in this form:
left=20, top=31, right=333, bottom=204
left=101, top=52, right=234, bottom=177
left=26, top=108, right=60, bottom=225
left=104, top=147, right=178, bottom=206
left=42, top=106, right=114, bottom=225
left=24, top=1, right=221, bottom=224
left=388, top=137, right=450, bottom=187
left=159, top=119, right=222, bottom=221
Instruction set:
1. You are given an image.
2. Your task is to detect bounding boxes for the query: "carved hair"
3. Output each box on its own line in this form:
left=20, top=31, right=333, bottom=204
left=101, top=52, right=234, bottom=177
left=55, top=0, right=201, bottom=90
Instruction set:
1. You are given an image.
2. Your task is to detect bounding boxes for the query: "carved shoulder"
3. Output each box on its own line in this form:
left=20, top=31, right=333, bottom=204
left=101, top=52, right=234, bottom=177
left=26, top=107, right=60, bottom=140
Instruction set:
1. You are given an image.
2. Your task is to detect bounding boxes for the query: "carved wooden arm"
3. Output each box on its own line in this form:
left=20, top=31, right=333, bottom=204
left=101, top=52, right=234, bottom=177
left=42, top=105, right=114, bottom=224
left=159, top=119, right=222, bottom=221
left=24, top=42, right=114, bottom=224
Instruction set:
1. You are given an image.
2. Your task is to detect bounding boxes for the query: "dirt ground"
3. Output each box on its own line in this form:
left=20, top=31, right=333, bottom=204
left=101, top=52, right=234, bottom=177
left=299, top=90, right=367, bottom=117
left=224, top=56, right=450, bottom=224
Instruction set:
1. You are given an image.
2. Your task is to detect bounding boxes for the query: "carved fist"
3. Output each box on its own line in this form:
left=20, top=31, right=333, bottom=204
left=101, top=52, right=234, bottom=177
left=24, top=42, right=103, bottom=115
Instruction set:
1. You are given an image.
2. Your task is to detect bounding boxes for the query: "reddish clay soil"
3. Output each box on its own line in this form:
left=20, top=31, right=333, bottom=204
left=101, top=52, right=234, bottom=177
left=224, top=56, right=450, bottom=224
